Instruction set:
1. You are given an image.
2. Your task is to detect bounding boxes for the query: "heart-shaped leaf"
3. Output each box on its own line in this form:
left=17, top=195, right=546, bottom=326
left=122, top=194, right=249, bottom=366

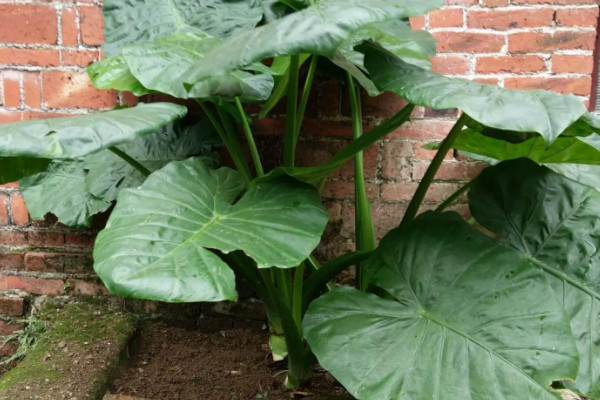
left=181, top=0, right=444, bottom=90
left=362, top=44, right=586, bottom=143
left=470, top=159, right=600, bottom=398
left=0, top=103, right=187, bottom=159
left=94, top=158, right=329, bottom=302
left=102, top=0, right=265, bottom=56
left=304, top=212, right=578, bottom=400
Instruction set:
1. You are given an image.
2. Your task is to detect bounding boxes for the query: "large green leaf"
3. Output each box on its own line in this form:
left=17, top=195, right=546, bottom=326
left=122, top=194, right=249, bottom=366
left=94, top=158, right=329, bottom=302
left=0, top=103, right=187, bottom=159
left=181, top=0, right=444, bottom=89
left=434, top=129, right=600, bottom=166
left=84, top=121, right=220, bottom=203
left=303, top=212, right=578, bottom=400
left=122, top=32, right=274, bottom=100
left=469, top=159, right=600, bottom=398
left=0, top=158, right=51, bottom=185
left=362, top=45, right=586, bottom=143
left=87, top=55, right=151, bottom=96
left=20, top=161, right=111, bottom=228
left=102, top=0, right=265, bottom=56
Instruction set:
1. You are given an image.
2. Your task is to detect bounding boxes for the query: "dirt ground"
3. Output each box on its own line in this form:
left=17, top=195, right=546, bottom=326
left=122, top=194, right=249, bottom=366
left=112, top=319, right=352, bottom=400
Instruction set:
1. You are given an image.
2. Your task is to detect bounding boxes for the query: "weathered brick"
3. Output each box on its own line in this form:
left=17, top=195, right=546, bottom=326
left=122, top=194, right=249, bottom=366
left=555, top=8, right=599, bottom=26
left=429, top=8, right=464, bottom=28
left=24, top=252, right=63, bottom=272
left=476, top=55, right=546, bottom=74
left=80, top=5, right=104, bottom=46
left=390, top=120, right=457, bottom=140
left=434, top=32, right=505, bottom=53
left=468, top=9, right=554, bottom=30
left=61, top=50, right=100, bottom=67
left=505, top=77, right=592, bottom=96
left=0, top=5, right=57, bottom=44
left=2, top=71, right=20, bottom=108
left=10, top=194, right=29, bottom=227
left=61, top=7, right=79, bottom=46
left=0, top=276, right=63, bottom=295
left=551, top=54, right=595, bottom=74
left=414, top=162, right=486, bottom=181
left=0, top=195, right=8, bottom=226
left=431, top=55, right=471, bottom=75
left=42, top=71, right=117, bottom=109
left=0, top=48, right=59, bottom=67
left=23, top=72, right=41, bottom=109
left=0, top=297, right=24, bottom=316
left=0, top=320, right=24, bottom=336
left=66, top=279, right=110, bottom=296
left=509, top=31, right=597, bottom=53
left=0, top=253, right=24, bottom=271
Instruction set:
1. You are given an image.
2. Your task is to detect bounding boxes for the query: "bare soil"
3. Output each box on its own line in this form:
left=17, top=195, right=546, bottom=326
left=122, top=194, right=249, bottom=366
left=112, top=318, right=352, bottom=400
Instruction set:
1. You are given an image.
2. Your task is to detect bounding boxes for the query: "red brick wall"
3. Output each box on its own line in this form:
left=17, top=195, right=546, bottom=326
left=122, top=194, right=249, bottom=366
left=0, top=0, right=598, bottom=311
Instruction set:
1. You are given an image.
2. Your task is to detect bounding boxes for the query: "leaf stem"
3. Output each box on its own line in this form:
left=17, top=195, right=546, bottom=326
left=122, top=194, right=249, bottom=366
left=295, top=55, right=318, bottom=138
left=302, top=250, right=373, bottom=312
left=306, top=256, right=335, bottom=291
left=401, top=113, right=470, bottom=228
left=435, top=180, right=474, bottom=213
left=198, top=101, right=252, bottom=184
left=347, top=73, right=376, bottom=291
left=292, top=262, right=305, bottom=329
left=284, top=55, right=300, bottom=168
left=234, top=97, right=264, bottom=177
left=108, top=146, right=151, bottom=177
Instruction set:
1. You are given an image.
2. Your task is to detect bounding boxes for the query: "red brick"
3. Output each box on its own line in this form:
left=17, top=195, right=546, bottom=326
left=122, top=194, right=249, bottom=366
left=0, top=276, right=63, bottom=295
left=23, top=72, right=41, bottom=109
left=476, top=55, right=546, bottom=74
left=505, top=77, right=592, bottom=96
left=382, top=141, right=414, bottom=180
left=431, top=55, right=471, bottom=75
left=390, top=120, right=457, bottom=139
left=445, top=0, right=478, bottom=4
left=10, top=194, right=29, bottom=226
left=414, top=162, right=487, bottom=181
left=121, top=92, right=140, bottom=107
left=410, top=16, right=426, bottom=30
left=552, top=54, right=594, bottom=74
left=413, top=141, right=455, bottom=161
left=61, top=49, right=99, bottom=66
left=359, top=91, right=409, bottom=118
left=509, top=31, right=597, bottom=53
left=512, top=0, right=596, bottom=4
left=0, top=48, right=59, bottom=67
left=0, top=195, right=8, bottom=226
left=66, top=279, right=110, bottom=296
left=24, top=252, right=62, bottom=272
left=434, top=32, right=505, bottom=53
left=382, top=182, right=464, bottom=203
left=42, top=71, right=117, bottom=109
left=429, top=9, right=464, bottom=28
left=468, top=9, right=554, bottom=30
left=0, top=5, right=57, bottom=44
left=65, top=234, right=95, bottom=247
left=0, top=231, right=27, bottom=246
left=0, top=253, right=24, bottom=271
left=80, top=5, right=104, bottom=46
left=0, top=320, right=24, bottom=336
left=26, top=231, right=64, bottom=247
left=555, top=8, right=600, bottom=27
left=0, top=111, right=21, bottom=124
left=2, top=71, right=20, bottom=108
left=321, top=181, right=379, bottom=201
left=295, top=141, right=378, bottom=179
left=480, top=0, right=509, bottom=6
left=0, top=297, right=24, bottom=316
left=61, top=7, right=78, bottom=46
left=62, top=254, right=93, bottom=273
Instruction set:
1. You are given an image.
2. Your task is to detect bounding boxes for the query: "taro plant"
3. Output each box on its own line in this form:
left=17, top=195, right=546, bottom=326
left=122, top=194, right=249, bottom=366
left=1, top=0, right=600, bottom=398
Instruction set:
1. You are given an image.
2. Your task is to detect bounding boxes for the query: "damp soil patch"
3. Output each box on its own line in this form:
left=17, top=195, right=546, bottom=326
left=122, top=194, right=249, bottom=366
left=111, top=319, right=351, bottom=400
left=0, top=301, right=136, bottom=400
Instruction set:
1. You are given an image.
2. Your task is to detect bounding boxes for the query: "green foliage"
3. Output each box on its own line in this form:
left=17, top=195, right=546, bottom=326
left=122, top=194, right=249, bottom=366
left=0, top=312, right=47, bottom=366
left=3, top=0, right=600, bottom=397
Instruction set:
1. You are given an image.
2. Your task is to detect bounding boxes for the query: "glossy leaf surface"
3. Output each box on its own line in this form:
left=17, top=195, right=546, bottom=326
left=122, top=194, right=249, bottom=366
left=470, top=159, right=600, bottom=397
left=0, top=103, right=187, bottom=159
left=304, top=212, right=577, bottom=400
left=181, top=0, right=444, bottom=89
left=102, top=0, right=264, bottom=56
left=20, top=161, right=111, bottom=228
left=363, top=45, right=586, bottom=143
left=94, top=158, right=329, bottom=302
left=87, top=55, right=151, bottom=96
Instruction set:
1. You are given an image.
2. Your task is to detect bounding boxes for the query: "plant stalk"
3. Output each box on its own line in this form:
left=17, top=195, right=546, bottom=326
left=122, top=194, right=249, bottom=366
left=295, top=55, right=318, bottom=138
left=435, top=180, right=474, bottom=213
left=234, top=97, right=264, bottom=177
left=302, top=250, right=373, bottom=312
left=347, top=73, right=376, bottom=291
left=292, top=262, right=305, bottom=329
left=108, top=146, right=151, bottom=177
left=284, top=55, right=301, bottom=168
left=401, top=113, right=470, bottom=228
left=198, top=101, right=252, bottom=184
